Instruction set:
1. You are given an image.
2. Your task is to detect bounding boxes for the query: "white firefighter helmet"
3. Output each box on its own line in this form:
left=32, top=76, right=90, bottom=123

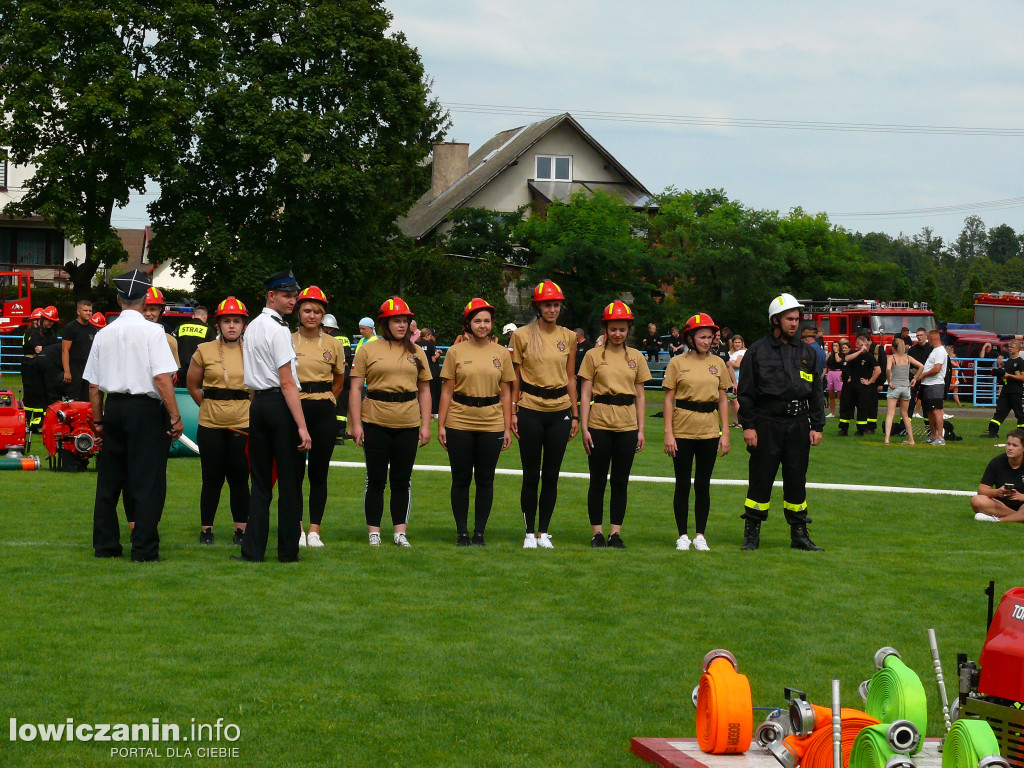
left=768, top=293, right=803, bottom=321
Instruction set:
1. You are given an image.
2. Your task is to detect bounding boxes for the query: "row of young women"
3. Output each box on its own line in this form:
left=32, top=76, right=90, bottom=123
left=187, top=281, right=734, bottom=551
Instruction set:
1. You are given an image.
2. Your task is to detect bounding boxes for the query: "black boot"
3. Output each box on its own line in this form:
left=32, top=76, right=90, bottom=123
left=790, top=523, right=824, bottom=551
left=741, top=518, right=761, bottom=551
left=837, top=427, right=848, bottom=436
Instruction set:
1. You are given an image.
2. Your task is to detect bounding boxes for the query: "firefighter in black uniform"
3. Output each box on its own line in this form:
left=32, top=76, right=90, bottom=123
left=863, top=334, right=887, bottom=433
left=737, top=293, right=825, bottom=551
left=174, top=306, right=214, bottom=383
left=837, top=334, right=881, bottom=436
left=983, top=340, right=1024, bottom=438
left=21, top=308, right=58, bottom=429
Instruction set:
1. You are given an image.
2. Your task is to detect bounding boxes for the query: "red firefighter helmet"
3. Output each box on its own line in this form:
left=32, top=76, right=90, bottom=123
left=602, top=301, right=634, bottom=322
left=29, top=308, right=43, bottom=320
left=683, top=312, right=719, bottom=337
left=379, top=296, right=414, bottom=319
left=463, top=297, right=496, bottom=321
left=215, top=296, right=248, bottom=318
left=89, top=312, right=106, bottom=329
left=297, top=285, right=328, bottom=307
left=532, top=280, right=565, bottom=304
left=41, top=306, right=60, bottom=322
left=144, top=287, right=166, bottom=306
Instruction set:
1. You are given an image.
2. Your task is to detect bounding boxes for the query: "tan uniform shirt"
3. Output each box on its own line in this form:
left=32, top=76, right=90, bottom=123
left=578, top=346, right=652, bottom=431
left=352, top=338, right=432, bottom=428
left=166, top=333, right=180, bottom=369
left=662, top=351, right=729, bottom=439
left=293, top=331, right=344, bottom=403
left=440, top=340, right=515, bottom=432
left=192, top=341, right=249, bottom=430
left=511, top=324, right=575, bottom=412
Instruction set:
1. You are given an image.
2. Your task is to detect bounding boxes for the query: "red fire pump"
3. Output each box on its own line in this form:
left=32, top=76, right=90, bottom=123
left=41, top=401, right=101, bottom=472
left=0, top=389, right=39, bottom=470
left=956, top=585, right=1024, bottom=768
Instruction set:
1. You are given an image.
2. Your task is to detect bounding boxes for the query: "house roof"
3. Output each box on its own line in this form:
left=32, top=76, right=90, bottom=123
left=399, top=112, right=653, bottom=241
left=112, top=228, right=155, bottom=274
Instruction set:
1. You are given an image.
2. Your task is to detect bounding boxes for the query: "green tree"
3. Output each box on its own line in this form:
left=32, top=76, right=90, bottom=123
left=954, top=215, right=987, bottom=260
left=148, top=0, right=448, bottom=323
left=987, top=223, right=1020, bottom=264
left=0, top=0, right=176, bottom=297
left=516, top=190, right=668, bottom=335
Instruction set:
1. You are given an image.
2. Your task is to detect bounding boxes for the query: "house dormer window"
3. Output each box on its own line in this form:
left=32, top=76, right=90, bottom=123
left=535, top=155, right=571, bottom=182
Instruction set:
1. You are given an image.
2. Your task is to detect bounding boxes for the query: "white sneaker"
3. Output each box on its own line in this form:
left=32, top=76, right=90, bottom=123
left=306, top=531, right=324, bottom=548
left=693, top=534, right=710, bottom=551
left=393, top=532, right=411, bottom=547
left=974, top=512, right=1001, bottom=522
left=523, top=533, right=537, bottom=549
left=368, top=532, right=381, bottom=547
left=537, top=533, right=554, bottom=549
left=924, top=435, right=935, bottom=444
left=932, top=438, right=946, bottom=446
left=825, top=413, right=834, bottom=418
left=676, top=534, right=691, bottom=551
left=298, top=530, right=307, bottom=547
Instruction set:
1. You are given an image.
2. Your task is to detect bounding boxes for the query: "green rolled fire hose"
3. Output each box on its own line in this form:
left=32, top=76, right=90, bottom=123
left=866, top=655, right=928, bottom=754
left=849, top=725, right=904, bottom=768
left=942, top=720, right=1001, bottom=768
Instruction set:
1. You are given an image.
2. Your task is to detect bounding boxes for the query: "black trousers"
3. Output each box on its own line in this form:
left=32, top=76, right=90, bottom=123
left=587, top=428, right=638, bottom=527
left=671, top=437, right=719, bottom=536
left=989, top=388, right=1024, bottom=434
left=517, top=406, right=571, bottom=533
left=298, top=399, right=336, bottom=526
left=362, top=422, right=418, bottom=528
left=197, top=424, right=250, bottom=528
left=241, top=391, right=303, bottom=562
left=742, top=415, right=811, bottom=526
left=446, top=427, right=503, bottom=534
left=65, top=366, right=89, bottom=401
left=20, top=356, right=47, bottom=410
left=838, top=382, right=874, bottom=433
left=93, top=394, right=169, bottom=561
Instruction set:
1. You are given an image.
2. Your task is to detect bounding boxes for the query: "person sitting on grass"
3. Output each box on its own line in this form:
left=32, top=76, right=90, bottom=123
left=971, top=429, right=1024, bottom=522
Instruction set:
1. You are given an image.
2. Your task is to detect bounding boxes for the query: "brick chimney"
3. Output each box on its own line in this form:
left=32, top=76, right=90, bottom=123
left=431, top=142, right=469, bottom=199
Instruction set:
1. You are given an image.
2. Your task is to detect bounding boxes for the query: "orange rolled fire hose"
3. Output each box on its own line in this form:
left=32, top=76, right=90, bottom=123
left=696, top=654, right=753, bottom=754
left=800, top=710, right=881, bottom=768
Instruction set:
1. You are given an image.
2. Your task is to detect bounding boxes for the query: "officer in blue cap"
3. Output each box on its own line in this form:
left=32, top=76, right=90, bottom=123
left=232, top=269, right=312, bottom=563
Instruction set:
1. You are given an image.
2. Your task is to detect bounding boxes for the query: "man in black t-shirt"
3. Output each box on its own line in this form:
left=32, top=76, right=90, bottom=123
left=61, top=299, right=95, bottom=401
left=982, top=341, right=1024, bottom=438
left=971, top=429, right=1024, bottom=522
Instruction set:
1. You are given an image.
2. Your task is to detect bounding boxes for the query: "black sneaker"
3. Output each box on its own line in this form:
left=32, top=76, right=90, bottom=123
left=232, top=529, right=244, bottom=546
left=199, top=529, right=215, bottom=545
left=591, top=532, right=607, bottom=548
left=456, top=532, right=471, bottom=547
left=607, top=533, right=626, bottom=549
left=471, top=532, right=485, bottom=546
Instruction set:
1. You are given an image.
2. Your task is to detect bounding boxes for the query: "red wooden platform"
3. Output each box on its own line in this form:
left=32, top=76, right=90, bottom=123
left=631, top=738, right=945, bottom=768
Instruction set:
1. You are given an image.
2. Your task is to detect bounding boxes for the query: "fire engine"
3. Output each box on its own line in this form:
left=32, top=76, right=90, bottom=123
left=974, top=292, right=1024, bottom=336
left=799, top=298, right=937, bottom=350
left=0, top=271, right=33, bottom=334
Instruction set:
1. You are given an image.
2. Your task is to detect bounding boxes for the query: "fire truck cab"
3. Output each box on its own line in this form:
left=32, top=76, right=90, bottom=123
left=0, top=271, right=33, bottom=335
left=799, top=298, right=937, bottom=351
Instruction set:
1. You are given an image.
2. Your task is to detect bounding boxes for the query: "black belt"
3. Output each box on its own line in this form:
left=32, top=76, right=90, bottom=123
left=675, top=400, right=717, bottom=413
left=253, top=387, right=282, bottom=397
left=300, top=380, right=333, bottom=394
left=106, top=392, right=154, bottom=401
left=520, top=382, right=568, bottom=399
left=203, top=387, right=250, bottom=401
left=366, top=390, right=416, bottom=403
left=757, top=398, right=810, bottom=417
left=453, top=392, right=500, bottom=407
left=594, top=393, right=636, bottom=406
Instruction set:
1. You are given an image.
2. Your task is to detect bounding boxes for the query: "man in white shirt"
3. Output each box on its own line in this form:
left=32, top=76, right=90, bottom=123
left=912, top=329, right=949, bottom=446
left=85, top=270, right=182, bottom=561
left=233, top=269, right=312, bottom=563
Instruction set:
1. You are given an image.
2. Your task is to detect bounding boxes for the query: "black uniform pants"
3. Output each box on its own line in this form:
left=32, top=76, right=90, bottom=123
left=65, top=365, right=89, bottom=401
left=298, top=399, right=336, bottom=526
left=362, top=423, right=418, bottom=528
left=838, top=381, right=873, bottom=433
left=446, top=427, right=503, bottom=534
left=989, top=388, right=1024, bottom=434
left=517, top=406, right=572, bottom=533
left=93, top=394, right=169, bottom=561
left=742, top=415, right=811, bottom=526
left=197, top=425, right=250, bottom=528
left=672, top=437, right=719, bottom=536
left=241, top=391, right=303, bottom=562
left=20, top=356, right=46, bottom=410
left=587, top=428, right=638, bottom=527
left=865, top=383, right=880, bottom=431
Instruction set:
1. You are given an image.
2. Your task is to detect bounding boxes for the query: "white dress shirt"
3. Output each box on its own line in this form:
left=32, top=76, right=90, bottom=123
left=82, top=309, right=179, bottom=398
left=243, top=307, right=299, bottom=390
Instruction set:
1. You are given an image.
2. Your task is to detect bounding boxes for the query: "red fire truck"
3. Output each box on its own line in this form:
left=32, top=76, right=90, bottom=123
left=0, top=271, right=33, bottom=335
left=974, top=292, right=1024, bottom=335
left=799, top=298, right=937, bottom=350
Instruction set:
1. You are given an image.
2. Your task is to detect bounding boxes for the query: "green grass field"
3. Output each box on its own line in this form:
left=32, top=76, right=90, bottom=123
left=1, top=402, right=1020, bottom=768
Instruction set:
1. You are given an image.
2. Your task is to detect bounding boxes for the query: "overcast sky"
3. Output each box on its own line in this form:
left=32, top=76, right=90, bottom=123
left=114, top=1, right=1024, bottom=246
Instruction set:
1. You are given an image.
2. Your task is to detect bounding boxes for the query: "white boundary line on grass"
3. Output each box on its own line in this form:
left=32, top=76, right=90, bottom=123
left=328, top=461, right=974, bottom=497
